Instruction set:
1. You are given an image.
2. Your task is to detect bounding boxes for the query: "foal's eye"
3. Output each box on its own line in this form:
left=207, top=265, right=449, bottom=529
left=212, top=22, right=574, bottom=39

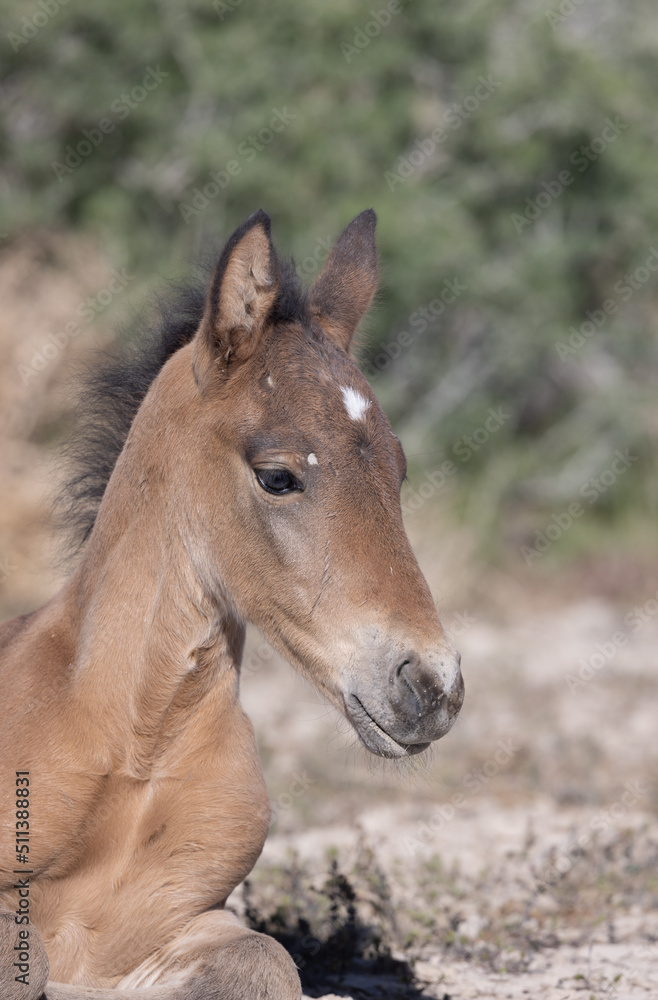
left=255, top=468, right=303, bottom=495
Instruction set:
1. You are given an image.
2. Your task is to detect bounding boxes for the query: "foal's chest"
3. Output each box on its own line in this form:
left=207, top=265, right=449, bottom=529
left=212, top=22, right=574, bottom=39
left=28, top=707, right=270, bottom=983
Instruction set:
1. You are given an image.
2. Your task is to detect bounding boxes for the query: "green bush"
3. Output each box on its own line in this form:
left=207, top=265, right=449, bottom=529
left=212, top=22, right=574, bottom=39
left=2, top=0, right=656, bottom=558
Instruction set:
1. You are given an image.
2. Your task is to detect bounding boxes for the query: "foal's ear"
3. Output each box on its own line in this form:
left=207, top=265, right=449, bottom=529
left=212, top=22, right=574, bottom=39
left=309, top=209, right=378, bottom=352
left=196, top=209, right=279, bottom=378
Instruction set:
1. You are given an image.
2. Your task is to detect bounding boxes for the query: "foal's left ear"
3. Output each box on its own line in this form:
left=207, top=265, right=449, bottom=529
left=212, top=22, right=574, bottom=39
left=195, top=209, right=279, bottom=380
left=309, top=209, right=378, bottom=353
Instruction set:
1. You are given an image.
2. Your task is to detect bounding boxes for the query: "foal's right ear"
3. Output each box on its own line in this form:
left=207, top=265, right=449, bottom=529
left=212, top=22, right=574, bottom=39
left=194, top=209, right=279, bottom=384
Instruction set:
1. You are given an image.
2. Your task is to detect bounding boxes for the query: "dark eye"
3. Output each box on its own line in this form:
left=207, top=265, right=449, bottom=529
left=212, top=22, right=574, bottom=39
left=255, top=468, right=303, bottom=495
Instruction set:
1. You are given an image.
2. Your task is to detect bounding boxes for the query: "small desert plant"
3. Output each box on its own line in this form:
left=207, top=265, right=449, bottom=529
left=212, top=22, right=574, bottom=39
left=241, top=840, right=418, bottom=997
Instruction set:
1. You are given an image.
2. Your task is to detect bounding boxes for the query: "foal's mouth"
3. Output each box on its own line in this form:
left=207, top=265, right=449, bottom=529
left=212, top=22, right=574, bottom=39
left=346, top=694, right=430, bottom=759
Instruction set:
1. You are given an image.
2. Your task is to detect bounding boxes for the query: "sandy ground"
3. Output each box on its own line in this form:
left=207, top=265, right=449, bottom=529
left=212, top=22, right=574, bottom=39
left=0, top=237, right=656, bottom=999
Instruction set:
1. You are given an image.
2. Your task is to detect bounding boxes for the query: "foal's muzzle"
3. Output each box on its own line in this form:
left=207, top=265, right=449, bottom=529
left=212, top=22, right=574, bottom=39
left=345, top=651, right=464, bottom=759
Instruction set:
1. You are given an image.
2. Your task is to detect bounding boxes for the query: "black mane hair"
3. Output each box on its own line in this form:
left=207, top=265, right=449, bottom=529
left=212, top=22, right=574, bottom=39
left=56, top=245, right=307, bottom=561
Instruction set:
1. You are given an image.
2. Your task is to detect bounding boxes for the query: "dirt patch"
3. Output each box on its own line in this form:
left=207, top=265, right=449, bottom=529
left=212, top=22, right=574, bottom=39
left=234, top=818, right=658, bottom=999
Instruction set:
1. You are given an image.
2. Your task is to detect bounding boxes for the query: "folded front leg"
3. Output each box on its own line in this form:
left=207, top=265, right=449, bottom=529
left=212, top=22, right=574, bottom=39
left=118, top=909, right=301, bottom=1000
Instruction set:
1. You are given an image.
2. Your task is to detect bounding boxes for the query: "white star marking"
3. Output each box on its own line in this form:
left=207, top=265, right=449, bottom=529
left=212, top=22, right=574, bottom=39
left=340, top=386, right=370, bottom=422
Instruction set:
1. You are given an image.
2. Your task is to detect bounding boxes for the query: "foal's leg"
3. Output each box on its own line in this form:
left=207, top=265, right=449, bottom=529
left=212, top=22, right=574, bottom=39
left=42, top=910, right=300, bottom=1000
left=0, top=901, right=50, bottom=1000
left=116, top=909, right=301, bottom=1000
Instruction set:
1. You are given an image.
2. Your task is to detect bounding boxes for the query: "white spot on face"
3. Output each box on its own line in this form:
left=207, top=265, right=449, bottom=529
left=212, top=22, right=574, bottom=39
left=266, top=375, right=274, bottom=388
left=308, top=453, right=318, bottom=465
left=341, top=385, right=370, bottom=422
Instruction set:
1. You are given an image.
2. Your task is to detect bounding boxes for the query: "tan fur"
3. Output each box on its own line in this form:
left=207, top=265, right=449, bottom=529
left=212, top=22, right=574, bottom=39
left=0, top=211, right=463, bottom=999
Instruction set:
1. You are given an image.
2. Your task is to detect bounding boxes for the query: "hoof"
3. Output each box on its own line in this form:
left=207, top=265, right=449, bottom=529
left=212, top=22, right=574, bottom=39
left=208, top=931, right=301, bottom=1000
left=0, top=912, right=49, bottom=1000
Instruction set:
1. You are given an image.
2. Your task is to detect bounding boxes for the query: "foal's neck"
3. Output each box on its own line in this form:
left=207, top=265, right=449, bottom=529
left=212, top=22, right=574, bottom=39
left=62, top=352, right=244, bottom=778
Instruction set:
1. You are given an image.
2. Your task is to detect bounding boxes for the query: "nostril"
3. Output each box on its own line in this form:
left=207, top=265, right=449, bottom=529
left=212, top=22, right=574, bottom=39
left=392, top=657, right=425, bottom=714
left=394, top=659, right=410, bottom=679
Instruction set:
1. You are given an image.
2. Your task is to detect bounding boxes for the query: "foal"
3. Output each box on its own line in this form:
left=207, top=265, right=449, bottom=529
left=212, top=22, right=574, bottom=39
left=0, top=210, right=463, bottom=999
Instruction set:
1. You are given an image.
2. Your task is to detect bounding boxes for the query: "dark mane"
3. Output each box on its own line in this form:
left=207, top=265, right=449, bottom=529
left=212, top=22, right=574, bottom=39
left=56, top=250, right=306, bottom=560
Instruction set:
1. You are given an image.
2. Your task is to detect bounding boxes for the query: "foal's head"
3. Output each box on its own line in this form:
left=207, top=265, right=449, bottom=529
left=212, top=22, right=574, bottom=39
left=167, top=210, right=463, bottom=757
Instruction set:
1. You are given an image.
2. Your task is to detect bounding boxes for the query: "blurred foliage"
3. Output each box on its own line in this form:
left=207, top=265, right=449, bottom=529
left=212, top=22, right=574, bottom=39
left=0, top=0, right=656, bottom=558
